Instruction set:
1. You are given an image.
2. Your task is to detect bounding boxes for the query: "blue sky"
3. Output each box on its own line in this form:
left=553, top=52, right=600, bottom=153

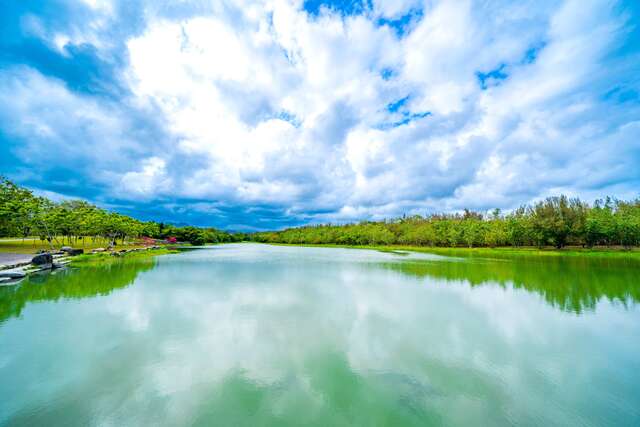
left=1, top=0, right=639, bottom=230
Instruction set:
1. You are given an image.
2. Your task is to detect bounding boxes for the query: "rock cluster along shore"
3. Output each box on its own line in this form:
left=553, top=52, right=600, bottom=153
left=0, top=245, right=163, bottom=285
left=0, top=250, right=75, bottom=285
left=97, top=245, right=163, bottom=257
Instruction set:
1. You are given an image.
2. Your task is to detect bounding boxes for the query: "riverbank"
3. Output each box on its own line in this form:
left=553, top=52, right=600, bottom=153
left=0, top=237, right=145, bottom=254
left=262, top=242, right=640, bottom=260
left=0, top=247, right=178, bottom=286
left=69, top=247, right=178, bottom=266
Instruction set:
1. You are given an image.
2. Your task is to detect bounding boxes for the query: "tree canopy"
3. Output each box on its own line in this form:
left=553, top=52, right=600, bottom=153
left=4, top=177, right=639, bottom=249
left=251, top=195, right=640, bottom=249
left=0, top=177, right=239, bottom=246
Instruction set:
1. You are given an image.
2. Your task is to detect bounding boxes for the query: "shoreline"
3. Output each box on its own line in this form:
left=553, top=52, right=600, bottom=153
left=257, top=242, right=640, bottom=260
left=1, top=247, right=179, bottom=286
left=68, top=247, right=179, bottom=267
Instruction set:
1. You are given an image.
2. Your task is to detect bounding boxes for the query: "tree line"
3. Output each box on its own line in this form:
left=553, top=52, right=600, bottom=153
left=0, top=177, right=240, bottom=247
left=251, top=196, right=640, bottom=249
left=4, top=176, right=639, bottom=250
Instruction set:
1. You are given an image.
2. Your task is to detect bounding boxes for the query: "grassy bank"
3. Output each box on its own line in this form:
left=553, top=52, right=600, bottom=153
left=0, top=237, right=143, bottom=254
left=263, top=242, right=640, bottom=260
left=69, top=248, right=179, bottom=267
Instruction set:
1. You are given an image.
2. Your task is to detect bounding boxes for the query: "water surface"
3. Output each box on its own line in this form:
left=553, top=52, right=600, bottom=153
left=1, top=244, right=639, bottom=426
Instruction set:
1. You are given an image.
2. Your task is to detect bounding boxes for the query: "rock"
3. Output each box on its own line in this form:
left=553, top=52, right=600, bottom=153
left=61, top=247, right=83, bottom=255
left=64, top=248, right=83, bottom=256
left=0, top=270, right=26, bottom=279
left=92, top=248, right=106, bottom=253
left=33, top=263, right=53, bottom=271
left=61, top=246, right=84, bottom=256
left=32, top=253, right=53, bottom=265
left=0, top=261, right=31, bottom=271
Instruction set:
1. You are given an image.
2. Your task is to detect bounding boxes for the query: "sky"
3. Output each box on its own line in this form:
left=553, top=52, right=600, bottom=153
left=1, top=0, right=639, bottom=231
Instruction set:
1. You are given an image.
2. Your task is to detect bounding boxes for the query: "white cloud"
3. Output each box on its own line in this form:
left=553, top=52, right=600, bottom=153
left=119, top=157, right=171, bottom=198
left=374, top=0, right=422, bottom=18
left=3, top=0, right=639, bottom=225
left=0, top=67, right=146, bottom=176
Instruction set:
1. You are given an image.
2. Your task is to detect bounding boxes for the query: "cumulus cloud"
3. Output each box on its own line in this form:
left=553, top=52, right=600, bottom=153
left=119, top=156, right=172, bottom=198
left=1, top=0, right=639, bottom=228
left=0, top=66, right=171, bottom=197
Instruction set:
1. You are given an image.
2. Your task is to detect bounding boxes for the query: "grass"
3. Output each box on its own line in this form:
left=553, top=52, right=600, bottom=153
left=0, top=237, right=177, bottom=267
left=261, top=242, right=640, bottom=260
left=0, top=237, right=144, bottom=254
left=69, top=248, right=179, bottom=267
left=5, top=237, right=639, bottom=262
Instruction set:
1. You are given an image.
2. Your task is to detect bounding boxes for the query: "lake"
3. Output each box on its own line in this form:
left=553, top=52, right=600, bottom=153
left=1, top=243, right=639, bottom=426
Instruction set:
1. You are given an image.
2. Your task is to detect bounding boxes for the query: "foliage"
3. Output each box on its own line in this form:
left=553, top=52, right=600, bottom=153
left=0, top=177, right=240, bottom=247
left=251, top=196, right=640, bottom=249
left=4, top=176, right=638, bottom=250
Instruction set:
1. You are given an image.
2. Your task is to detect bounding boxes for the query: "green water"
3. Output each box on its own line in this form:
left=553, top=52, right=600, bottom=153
left=0, top=244, right=639, bottom=426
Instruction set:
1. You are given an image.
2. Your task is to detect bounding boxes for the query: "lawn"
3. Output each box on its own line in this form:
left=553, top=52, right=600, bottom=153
left=68, top=248, right=178, bottom=266
left=0, top=237, right=143, bottom=254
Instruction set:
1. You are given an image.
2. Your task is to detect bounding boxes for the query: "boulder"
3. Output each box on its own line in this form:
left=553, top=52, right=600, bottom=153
left=32, top=264, right=53, bottom=271
left=61, top=246, right=72, bottom=252
left=32, top=253, right=53, bottom=265
left=92, top=248, right=106, bottom=253
left=64, top=248, right=84, bottom=256
left=0, top=270, right=26, bottom=279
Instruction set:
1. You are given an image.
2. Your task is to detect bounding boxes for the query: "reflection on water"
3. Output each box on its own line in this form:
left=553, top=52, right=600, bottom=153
left=0, top=258, right=156, bottom=325
left=0, top=244, right=639, bottom=426
left=382, top=256, right=640, bottom=313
